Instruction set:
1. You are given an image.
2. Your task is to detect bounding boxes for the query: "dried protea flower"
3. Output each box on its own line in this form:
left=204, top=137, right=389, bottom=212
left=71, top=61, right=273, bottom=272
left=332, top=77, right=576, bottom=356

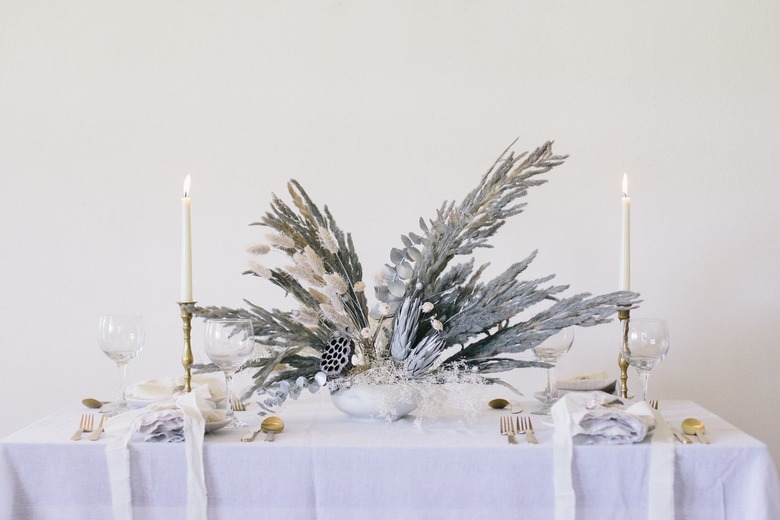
left=390, top=297, right=421, bottom=362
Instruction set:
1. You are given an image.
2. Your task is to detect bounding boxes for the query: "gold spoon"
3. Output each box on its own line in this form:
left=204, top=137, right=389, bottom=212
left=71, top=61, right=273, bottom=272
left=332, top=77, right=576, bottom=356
left=488, top=398, right=509, bottom=409
left=681, top=418, right=710, bottom=444
left=82, top=398, right=104, bottom=409
left=242, top=416, right=285, bottom=443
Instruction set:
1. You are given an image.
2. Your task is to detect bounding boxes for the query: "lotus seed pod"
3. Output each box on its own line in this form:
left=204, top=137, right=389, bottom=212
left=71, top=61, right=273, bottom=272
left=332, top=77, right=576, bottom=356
left=319, top=335, right=355, bottom=377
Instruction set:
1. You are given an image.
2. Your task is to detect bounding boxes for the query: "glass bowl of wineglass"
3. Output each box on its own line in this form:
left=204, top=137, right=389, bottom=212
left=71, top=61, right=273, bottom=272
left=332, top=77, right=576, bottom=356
left=98, top=315, right=145, bottom=415
left=621, top=318, right=670, bottom=402
left=531, top=327, right=575, bottom=415
left=204, top=319, right=255, bottom=428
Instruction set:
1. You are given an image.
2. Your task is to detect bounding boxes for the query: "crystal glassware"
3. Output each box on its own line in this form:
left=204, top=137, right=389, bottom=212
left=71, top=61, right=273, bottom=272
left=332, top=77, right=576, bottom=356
left=620, top=318, right=670, bottom=401
left=531, top=328, right=575, bottom=415
left=98, top=315, right=145, bottom=415
left=203, top=319, right=254, bottom=428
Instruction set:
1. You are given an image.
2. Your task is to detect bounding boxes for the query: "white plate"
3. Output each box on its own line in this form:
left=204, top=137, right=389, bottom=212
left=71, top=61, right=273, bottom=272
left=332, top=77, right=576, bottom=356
left=534, top=391, right=633, bottom=403
left=127, top=396, right=226, bottom=409
left=205, top=419, right=231, bottom=432
left=557, top=379, right=617, bottom=393
left=127, top=398, right=158, bottom=409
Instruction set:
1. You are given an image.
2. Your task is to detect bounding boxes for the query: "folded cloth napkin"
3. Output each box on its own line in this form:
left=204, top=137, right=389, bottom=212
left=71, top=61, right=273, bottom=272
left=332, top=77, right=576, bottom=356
left=553, top=391, right=655, bottom=445
left=125, top=374, right=225, bottom=403
left=133, top=386, right=226, bottom=442
left=136, top=407, right=186, bottom=442
left=106, top=383, right=227, bottom=443
left=557, top=371, right=616, bottom=393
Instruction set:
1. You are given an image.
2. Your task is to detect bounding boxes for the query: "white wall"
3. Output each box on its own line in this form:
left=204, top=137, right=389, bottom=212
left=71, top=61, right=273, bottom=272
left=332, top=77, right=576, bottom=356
left=2, top=1, right=778, bottom=464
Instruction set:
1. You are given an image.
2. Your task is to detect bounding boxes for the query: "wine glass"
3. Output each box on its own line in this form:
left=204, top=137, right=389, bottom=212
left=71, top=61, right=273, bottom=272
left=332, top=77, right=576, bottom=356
left=531, top=328, right=575, bottom=415
left=620, top=318, right=670, bottom=402
left=98, top=315, right=145, bottom=415
left=203, top=319, right=254, bottom=428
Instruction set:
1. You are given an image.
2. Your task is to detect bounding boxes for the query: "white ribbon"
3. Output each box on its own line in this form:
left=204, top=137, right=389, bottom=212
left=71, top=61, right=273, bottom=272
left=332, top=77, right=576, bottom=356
left=648, top=408, right=675, bottom=520
left=105, top=413, right=136, bottom=520
left=104, top=384, right=214, bottom=520
left=552, top=396, right=577, bottom=520
left=176, top=390, right=208, bottom=520
left=551, top=399, right=577, bottom=520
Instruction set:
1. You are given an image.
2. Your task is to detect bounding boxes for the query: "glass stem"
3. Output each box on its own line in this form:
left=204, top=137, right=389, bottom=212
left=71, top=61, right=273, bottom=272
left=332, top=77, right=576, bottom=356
left=117, top=362, right=128, bottom=407
left=638, top=369, right=650, bottom=401
left=546, top=365, right=558, bottom=402
left=224, top=372, right=235, bottom=418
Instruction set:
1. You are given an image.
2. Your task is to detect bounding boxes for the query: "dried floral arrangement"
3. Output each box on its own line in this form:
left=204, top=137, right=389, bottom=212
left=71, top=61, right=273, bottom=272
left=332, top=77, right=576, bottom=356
left=194, top=141, right=639, bottom=413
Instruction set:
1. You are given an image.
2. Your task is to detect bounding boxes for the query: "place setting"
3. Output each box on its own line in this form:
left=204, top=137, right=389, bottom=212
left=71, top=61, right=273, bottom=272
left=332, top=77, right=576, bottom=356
left=81, top=312, right=277, bottom=443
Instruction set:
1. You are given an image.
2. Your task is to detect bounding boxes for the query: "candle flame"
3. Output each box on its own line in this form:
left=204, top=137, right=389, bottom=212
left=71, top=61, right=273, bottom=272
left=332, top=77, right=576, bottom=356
left=183, top=175, right=191, bottom=198
left=622, top=173, right=628, bottom=197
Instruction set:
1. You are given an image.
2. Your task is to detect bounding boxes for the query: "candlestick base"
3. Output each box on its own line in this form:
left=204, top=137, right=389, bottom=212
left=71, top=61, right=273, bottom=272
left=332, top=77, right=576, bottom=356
left=618, top=309, right=630, bottom=399
left=178, top=302, right=196, bottom=393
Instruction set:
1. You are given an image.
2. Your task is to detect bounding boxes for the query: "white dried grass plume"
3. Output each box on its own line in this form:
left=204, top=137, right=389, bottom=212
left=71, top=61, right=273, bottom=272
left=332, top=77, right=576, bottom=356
left=319, top=303, right=353, bottom=332
left=285, top=261, right=323, bottom=287
left=265, top=233, right=296, bottom=250
left=431, top=319, right=444, bottom=331
left=248, top=261, right=273, bottom=279
left=353, top=281, right=366, bottom=293
left=246, top=244, right=271, bottom=255
left=322, top=286, right=348, bottom=316
left=308, top=288, right=330, bottom=304
left=323, top=273, right=349, bottom=295
left=292, top=306, right=320, bottom=328
left=421, top=302, right=434, bottom=313
left=317, top=225, right=339, bottom=254
left=303, top=246, right=327, bottom=278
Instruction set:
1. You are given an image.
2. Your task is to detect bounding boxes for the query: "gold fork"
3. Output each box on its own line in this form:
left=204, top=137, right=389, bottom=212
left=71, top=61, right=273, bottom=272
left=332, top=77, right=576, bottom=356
left=231, top=395, right=247, bottom=412
left=500, top=416, right=517, bottom=444
left=518, top=416, right=539, bottom=444
left=649, top=400, right=659, bottom=410
left=70, top=413, right=94, bottom=441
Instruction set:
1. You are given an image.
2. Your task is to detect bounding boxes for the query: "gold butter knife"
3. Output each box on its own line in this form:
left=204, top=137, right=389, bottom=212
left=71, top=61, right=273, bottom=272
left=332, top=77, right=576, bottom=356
left=88, top=416, right=105, bottom=441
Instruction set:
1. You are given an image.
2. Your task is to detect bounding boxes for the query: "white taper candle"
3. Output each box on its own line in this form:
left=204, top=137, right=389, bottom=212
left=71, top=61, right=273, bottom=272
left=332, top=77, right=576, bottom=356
left=620, top=173, right=631, bottom=291
left=180, top=175, right=193, bottom=302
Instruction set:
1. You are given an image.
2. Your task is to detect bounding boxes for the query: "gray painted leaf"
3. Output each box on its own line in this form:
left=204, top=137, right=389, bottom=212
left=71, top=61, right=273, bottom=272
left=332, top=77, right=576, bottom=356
left=390, top=248, right=405, bottom=264
left=388, top=278, right=407, bottom=297
left=406, top=246, right=422, bottom=262
left=396, top=261, right=414, bottom=279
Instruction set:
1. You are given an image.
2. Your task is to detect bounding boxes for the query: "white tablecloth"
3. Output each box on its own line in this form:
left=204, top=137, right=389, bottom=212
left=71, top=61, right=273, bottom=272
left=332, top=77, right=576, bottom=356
left=1, top=392, right=779, bottom=520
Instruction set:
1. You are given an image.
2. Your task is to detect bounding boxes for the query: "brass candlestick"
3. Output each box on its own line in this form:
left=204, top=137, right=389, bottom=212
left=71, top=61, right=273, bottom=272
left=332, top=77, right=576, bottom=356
left=178, top=302, right=196, bottom=393
left=618, top=308, right=630, bottom=398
